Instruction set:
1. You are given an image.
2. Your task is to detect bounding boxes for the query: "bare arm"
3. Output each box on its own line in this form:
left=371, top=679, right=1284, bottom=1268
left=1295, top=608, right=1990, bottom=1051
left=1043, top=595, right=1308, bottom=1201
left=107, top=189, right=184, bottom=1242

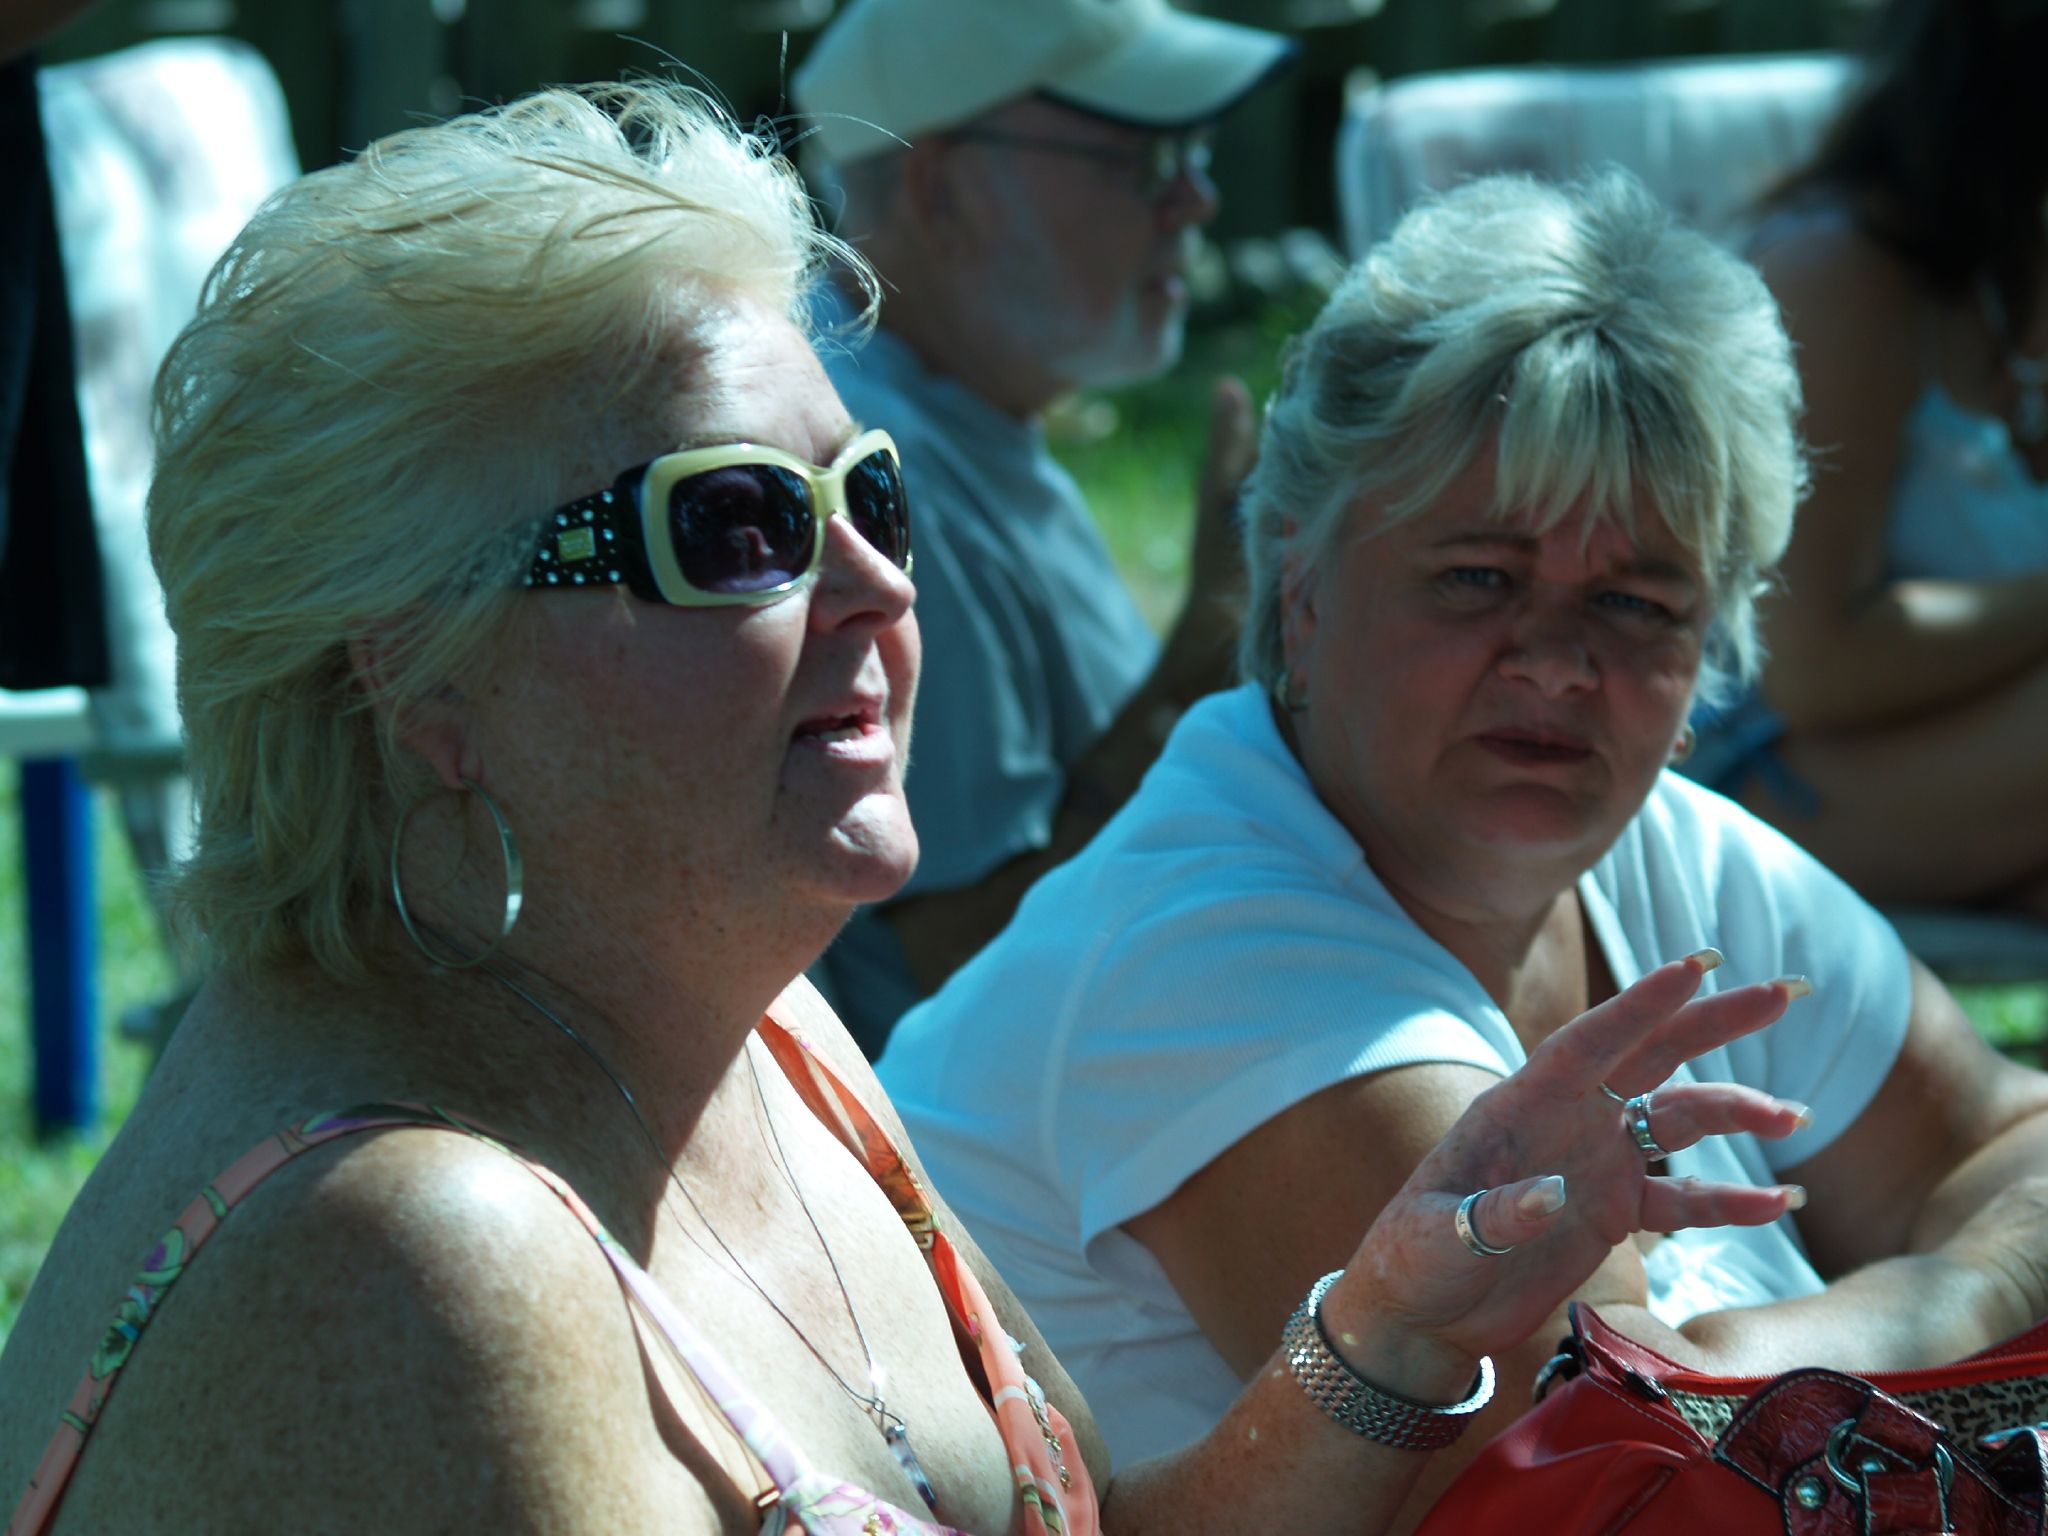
left=1125, top=1059, right=1646, bottom=1531
left=1595, top=960, right=2048, bottom=1370
left=1784, top=960, right=2048, bottom=1271
left=1754, top=217, right=2048, bottom=733
left=1099, top=958, right=1810, bottom=1534
left=885, top=378, right=1256, bottom=990
left=1120, top=959, right=2048, bottom=1531
left=1098, top=1315, right=1485, bottom=1536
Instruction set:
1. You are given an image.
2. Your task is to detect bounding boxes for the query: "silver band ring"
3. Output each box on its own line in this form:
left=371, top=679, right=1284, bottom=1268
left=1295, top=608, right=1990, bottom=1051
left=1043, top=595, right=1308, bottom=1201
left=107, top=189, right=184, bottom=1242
left=1455, top=1190, right=1515, bottom=1257
left=1598, top=1082, right=1628, bottom=1103
left=1625, top=1093, right=1671, bottom=1160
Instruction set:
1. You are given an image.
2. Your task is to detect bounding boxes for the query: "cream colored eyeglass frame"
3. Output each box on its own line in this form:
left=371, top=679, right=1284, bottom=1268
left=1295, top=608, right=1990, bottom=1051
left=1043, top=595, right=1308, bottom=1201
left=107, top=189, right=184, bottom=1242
left=522, top=427, right=910, bottom=607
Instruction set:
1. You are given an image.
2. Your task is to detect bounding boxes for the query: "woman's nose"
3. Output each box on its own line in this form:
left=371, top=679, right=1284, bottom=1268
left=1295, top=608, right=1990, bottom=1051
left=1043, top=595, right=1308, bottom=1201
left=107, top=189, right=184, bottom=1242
left=809, top=512, right=915, bottom=630
left=1498, top=608, right=1597, bottom=696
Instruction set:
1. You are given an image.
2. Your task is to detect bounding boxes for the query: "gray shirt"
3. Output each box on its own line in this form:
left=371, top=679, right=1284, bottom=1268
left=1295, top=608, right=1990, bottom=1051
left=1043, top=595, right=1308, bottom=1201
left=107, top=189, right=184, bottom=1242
left=809, top=286, right=1158, bottom=1052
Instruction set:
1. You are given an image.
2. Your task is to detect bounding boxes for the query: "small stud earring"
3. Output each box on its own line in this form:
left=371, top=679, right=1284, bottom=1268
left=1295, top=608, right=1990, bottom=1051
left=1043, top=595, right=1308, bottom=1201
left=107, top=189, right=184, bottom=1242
left=1670, top=723, right=1696, bottom=766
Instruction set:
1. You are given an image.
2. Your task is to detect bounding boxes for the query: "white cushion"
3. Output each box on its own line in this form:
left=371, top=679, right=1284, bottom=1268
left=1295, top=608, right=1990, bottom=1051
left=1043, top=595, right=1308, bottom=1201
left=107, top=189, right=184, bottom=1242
left=1336, top=52, right=1853, bottom=255
left=34, top=38, right=298, bottom=761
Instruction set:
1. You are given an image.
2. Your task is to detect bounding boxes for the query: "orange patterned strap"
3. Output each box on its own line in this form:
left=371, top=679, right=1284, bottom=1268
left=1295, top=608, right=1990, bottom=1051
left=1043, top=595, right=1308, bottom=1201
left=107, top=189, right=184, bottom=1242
left=754, top=1013, right=1101, bottom=1536
left=755, top=1014, right=941, bottom=1251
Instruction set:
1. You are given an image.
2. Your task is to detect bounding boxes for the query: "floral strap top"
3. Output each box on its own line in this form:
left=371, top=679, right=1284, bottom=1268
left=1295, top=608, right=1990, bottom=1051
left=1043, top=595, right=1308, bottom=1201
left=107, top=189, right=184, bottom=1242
left=7, top=1013, right=1101, bottom=1536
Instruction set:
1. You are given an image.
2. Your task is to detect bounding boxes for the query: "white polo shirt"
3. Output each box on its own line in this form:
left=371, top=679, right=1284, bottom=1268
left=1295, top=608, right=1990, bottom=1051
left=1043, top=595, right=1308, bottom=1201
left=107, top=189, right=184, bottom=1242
left=880, top=681, right=1912, bottom=1464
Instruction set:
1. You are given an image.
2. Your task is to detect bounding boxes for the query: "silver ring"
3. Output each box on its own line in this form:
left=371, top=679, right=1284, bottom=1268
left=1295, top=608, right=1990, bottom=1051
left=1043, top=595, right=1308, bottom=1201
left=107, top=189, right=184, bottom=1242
left=1598, top=1082, right=1628, bottom=1103
left=1625, top=1093, right=1671, bottom=1160
left=1454, top=1190, right=1514, bottom=1257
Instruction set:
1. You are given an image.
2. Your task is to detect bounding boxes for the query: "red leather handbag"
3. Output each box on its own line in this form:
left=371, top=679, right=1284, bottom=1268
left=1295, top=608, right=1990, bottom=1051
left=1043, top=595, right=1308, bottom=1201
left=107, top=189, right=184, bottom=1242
left=1416, top=1304, right=2048, bottom=1534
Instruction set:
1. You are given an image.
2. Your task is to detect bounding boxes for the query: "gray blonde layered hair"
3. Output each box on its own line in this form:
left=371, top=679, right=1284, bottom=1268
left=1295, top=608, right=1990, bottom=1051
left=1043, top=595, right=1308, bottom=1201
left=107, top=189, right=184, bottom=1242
left=1240, top=170, right=1805, bottom=704
left=151, top=81, right=863, bottom=979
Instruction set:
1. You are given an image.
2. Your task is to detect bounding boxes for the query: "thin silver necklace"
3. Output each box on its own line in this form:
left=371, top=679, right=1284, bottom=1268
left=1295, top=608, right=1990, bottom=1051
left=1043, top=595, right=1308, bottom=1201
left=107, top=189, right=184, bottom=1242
left=475, top=961, right=941, bottom=1514
left=741, top=1048, right=939, bottom=1511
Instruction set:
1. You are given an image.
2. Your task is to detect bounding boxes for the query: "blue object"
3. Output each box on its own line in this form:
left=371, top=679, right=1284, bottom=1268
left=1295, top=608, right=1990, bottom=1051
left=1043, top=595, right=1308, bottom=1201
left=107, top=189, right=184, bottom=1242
left=21, top=756, right=97, bottom=1132
left=1681, top=692, right=1822, bottom=818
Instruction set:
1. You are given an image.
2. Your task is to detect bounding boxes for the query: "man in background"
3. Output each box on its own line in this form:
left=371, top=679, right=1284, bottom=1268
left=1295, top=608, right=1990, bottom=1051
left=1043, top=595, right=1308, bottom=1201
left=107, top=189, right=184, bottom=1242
left=795, top=0, right=1294, bottom=1055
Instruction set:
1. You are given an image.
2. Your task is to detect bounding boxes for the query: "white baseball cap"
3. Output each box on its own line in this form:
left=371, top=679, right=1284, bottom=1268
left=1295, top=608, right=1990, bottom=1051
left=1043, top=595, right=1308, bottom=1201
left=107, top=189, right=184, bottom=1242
left=792, top=0, right=1296, bottom=164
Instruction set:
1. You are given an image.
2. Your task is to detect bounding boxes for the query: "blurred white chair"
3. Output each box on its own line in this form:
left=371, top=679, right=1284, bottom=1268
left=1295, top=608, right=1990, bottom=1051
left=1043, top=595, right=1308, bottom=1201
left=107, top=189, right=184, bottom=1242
left=42, top=36, right=299, bottom=798
left=1335, top=52, right=1852, bottom=256
left=1, top=36, right=296, bottom=1126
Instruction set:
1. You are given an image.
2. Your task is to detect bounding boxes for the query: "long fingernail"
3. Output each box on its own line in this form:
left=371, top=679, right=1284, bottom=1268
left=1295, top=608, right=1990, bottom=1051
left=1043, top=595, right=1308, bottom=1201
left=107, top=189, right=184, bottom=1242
left=1687, top=947, right=1724, bottom=973
left=1775, top=975, right=1813, bottom=1000
left=1518, top=1175, right=1567, bottom=1216
left=1783, top=1100, right=1814, bottom=1128
left=1781, top=1184, right=1808, bottom=1211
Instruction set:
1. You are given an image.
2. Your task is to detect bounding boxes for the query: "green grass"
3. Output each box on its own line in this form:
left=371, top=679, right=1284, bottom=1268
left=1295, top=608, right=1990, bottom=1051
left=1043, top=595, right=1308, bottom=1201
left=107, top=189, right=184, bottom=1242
left=1050, top=295, right=1318, bottom=632
left=0, top=769, right=169, bottom=1350
left=1953, top=984, right=2048, bottom=1067
left=2, top=297, right=2046, bottom=1348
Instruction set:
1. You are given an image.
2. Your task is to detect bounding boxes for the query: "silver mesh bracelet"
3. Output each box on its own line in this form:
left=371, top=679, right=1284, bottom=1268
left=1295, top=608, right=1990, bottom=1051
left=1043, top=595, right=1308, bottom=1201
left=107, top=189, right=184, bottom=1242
left=1282, top=1270, right=1496, bottom=1451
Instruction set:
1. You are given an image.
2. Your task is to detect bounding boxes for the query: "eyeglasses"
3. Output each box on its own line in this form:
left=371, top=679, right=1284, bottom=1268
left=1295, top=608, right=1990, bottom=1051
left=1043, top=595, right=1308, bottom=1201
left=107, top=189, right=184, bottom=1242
left=945, top=126, right=1214, bottom=202
left=522, top=429, right=912, bottom=607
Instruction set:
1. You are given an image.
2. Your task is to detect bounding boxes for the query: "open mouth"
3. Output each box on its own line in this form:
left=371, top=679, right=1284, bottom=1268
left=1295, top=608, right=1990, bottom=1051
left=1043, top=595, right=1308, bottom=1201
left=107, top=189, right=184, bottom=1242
left=797, top=712, right=873, bottom=744
left=793, top=699, right=886, bottom=752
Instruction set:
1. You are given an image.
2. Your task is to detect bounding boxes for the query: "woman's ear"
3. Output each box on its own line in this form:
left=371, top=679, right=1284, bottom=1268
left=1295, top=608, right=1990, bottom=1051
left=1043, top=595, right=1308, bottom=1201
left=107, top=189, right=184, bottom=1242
left=345, top=631, right=475, bottom=792
left=1276, top=520, right=1319, bottom=687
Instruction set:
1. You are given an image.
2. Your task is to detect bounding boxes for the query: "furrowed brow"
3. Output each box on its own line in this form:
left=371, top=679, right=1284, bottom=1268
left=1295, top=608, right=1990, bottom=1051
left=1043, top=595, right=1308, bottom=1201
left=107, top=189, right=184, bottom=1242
left=1427, top=529, right=1541, bottom=553
left=1616, top=556, right=1699, bottom=587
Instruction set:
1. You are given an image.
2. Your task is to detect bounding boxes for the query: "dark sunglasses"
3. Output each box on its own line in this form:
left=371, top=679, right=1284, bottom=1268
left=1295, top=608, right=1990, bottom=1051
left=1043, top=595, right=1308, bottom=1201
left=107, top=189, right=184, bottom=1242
left=522, top=428, right=912, bottom=606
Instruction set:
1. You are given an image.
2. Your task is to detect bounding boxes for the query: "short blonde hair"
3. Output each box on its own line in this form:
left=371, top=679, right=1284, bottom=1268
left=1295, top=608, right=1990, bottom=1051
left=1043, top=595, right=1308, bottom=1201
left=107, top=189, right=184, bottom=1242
left=153, top=80, right=863, bottom=978
left=1240, top=170, right=1805, bottom=705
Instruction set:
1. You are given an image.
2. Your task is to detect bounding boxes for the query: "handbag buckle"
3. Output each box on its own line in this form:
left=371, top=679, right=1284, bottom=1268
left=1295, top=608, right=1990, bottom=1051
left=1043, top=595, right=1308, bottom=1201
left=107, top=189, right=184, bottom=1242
left=1531, top=1337, right=1584, bottom=1404
left=1823, top=1417, right=1954, bottom=1520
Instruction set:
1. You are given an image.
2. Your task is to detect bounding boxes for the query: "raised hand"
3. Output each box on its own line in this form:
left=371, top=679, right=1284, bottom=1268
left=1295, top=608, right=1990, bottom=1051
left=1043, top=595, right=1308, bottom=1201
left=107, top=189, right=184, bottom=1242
left=1335, top=952, right=1812, bottom=1374
left=1187, top=374, right=1256, bottom=611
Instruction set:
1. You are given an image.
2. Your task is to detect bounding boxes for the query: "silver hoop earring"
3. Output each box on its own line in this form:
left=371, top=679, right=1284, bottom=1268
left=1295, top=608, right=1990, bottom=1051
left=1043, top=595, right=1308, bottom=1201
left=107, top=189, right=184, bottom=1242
left=1272, top=673, right=1307, bottom=713
left=390, top=776, right=524, bottom=970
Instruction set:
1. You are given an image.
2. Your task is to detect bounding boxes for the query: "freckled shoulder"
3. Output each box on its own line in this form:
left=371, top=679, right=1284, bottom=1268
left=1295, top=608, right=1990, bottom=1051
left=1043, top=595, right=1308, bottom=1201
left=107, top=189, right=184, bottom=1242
left=34, top=1127, right=738, bottom=1535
